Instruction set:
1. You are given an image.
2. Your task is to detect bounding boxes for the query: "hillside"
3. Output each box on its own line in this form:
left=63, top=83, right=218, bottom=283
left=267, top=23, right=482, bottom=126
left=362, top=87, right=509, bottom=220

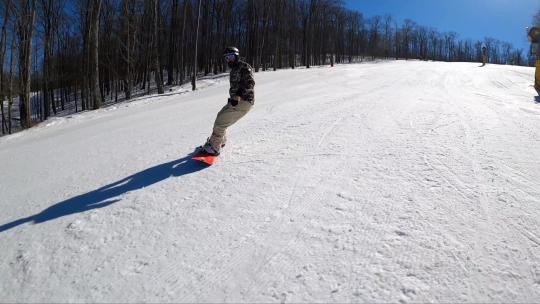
left=1, top=61, right=539, bottom=302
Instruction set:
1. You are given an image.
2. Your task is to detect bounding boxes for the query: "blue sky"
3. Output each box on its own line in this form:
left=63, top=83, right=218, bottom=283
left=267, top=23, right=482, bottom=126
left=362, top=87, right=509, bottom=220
left=344, top=0, right=539, bottom=52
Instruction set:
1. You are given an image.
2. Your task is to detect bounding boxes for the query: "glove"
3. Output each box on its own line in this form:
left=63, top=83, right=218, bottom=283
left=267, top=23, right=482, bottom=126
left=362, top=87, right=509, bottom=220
left=236, top=88, right=245, bottom=98
left=228, top=98, right=238, bottom=106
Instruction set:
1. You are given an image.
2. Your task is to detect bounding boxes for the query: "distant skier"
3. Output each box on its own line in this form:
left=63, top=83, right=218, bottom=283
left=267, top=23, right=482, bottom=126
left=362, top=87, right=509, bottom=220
left=529, top=27, right=540, bottom=92
left=197, top=47, right=255, bottom=156
left=481, top=46, right=488, bottom=67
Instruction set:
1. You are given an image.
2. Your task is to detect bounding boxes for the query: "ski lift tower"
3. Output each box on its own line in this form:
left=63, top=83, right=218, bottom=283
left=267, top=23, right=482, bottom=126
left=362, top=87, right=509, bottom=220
left=528, top=27, right=540, bottom=93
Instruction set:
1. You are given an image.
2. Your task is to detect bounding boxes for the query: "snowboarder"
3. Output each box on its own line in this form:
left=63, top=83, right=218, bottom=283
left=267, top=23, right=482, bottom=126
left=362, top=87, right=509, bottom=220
left=196, top=47, right=255, bottom=156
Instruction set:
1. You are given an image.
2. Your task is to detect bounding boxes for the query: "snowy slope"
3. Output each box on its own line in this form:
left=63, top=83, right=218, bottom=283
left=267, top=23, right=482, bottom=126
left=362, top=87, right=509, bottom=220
left=1, top=61, right=539, bottom=303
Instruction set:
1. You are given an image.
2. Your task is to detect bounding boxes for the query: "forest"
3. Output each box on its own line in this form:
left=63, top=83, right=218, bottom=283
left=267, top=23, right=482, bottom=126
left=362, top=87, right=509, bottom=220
left=0, top=0, right=539, bottom=135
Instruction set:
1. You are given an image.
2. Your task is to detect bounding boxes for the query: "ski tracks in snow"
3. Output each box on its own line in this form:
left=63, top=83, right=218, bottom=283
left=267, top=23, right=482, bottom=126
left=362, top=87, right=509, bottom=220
left=2, top=61, right=540, bottom=302
left=175, top=92, right=361, bottom=302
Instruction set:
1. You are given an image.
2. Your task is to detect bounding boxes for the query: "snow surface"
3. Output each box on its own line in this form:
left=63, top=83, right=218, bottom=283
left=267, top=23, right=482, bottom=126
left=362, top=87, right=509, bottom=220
left=1, top=61, right=540, bottom=302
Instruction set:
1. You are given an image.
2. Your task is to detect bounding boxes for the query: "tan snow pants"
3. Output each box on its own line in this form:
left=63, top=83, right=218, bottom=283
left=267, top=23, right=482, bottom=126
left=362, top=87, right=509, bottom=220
left=209, top=99, right=253, bottom=151
left=534, top=59, right=540, bottom=93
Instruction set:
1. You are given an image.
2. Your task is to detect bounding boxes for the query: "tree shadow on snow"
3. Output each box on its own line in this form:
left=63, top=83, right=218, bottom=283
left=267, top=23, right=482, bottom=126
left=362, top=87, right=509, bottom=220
left=0, top=153, right=209, bottom=233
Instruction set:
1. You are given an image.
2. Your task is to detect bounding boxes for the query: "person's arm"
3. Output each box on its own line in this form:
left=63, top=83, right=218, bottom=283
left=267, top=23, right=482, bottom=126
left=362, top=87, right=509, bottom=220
left=237, top=65, right=255, bottom=101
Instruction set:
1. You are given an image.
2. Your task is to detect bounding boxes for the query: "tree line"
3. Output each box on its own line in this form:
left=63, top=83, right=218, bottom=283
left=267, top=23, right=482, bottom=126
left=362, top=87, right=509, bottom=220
left=0, top=0, right=536, bottom=135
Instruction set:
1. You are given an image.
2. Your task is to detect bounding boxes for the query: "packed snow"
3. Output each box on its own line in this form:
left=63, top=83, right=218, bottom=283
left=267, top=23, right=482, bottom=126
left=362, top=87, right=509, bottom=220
left=1, top=61, right=539, bottom=302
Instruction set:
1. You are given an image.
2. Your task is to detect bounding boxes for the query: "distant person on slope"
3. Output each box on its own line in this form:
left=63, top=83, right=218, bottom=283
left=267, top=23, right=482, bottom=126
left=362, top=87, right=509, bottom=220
left=197, top=47, right=255, bottom=156
left=481, top=46, right=488, bottom=67
left=528, top=27, right=540, bottom=92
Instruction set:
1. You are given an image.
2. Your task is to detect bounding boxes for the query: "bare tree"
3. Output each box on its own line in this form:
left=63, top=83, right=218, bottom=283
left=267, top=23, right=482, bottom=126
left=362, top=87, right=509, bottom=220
left=0, top=0, right=12, bottom=134
left=382, top=14, right=392, bottom=59
left=16, top=0, right=36, bottom=129
left=38, top=0, right=62, bottom=119
left=368, top=16, right=381, bottom=59
left=7, top=22, right=15, bottom=133
left=192, top=0, right=201, bottom=91
left=90, top=0, right=102, bottom=109
left=151, top=0, right=163, bottom=94
left=119, top=0, right=135, bottom=100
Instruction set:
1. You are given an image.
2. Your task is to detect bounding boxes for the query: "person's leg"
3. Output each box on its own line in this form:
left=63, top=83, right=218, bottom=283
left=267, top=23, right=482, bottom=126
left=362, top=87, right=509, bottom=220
left=208, top=99, right=253, bottom=151
left=535, top=59, right=540, bottom=92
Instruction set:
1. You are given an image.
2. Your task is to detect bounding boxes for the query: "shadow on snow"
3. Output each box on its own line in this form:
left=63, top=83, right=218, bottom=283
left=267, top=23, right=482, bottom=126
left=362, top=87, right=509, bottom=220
left=0, top=153, right=208, bottom=233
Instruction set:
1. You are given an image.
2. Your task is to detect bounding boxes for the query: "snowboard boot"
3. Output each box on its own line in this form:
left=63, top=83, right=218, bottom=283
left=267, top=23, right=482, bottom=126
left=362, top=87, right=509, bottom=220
left=197, top=139, right=220, bottom=156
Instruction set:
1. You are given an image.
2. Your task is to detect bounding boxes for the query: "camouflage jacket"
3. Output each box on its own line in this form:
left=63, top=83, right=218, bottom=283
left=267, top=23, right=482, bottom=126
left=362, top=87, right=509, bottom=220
left=229, top=60, right=255, bottom=103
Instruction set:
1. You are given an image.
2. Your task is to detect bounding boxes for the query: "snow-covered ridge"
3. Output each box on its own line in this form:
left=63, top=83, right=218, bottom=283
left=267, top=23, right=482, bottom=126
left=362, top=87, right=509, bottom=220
left=0, top=74, right=230, bottom=144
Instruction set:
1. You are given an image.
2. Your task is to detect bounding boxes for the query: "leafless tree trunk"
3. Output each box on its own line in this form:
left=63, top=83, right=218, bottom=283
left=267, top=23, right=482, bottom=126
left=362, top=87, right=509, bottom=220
left=152, top=0, right=163, bottom=94
left=90, top=0, right=102, bottom=110
left=120, top=0, right=133, bottom=100
left=7, top=21, right=15, bottom=134
left=178, top=0, right=187, bottom=84
left=39, top=0, right=56, bottom=119
left=17, top=0, right=36, bottom=129
left=166, top=0, right=178, bottom=85
left=0, top=0, right=11, bottom=134
left=192, top=0, right=201, bottom=91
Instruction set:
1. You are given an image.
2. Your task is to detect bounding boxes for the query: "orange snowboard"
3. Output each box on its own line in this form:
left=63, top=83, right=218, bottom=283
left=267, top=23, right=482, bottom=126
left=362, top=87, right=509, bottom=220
left=192, top=152, right=217, bottom=165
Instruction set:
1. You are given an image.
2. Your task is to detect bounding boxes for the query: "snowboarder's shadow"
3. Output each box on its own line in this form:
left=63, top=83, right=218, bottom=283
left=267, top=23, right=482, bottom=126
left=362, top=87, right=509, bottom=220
left=0, top=153, right=208, bottom=233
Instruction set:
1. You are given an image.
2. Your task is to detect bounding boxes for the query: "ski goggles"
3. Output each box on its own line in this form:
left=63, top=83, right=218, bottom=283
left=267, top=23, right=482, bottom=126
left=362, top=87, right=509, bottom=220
left=223, top=53, right=236, bottom=61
